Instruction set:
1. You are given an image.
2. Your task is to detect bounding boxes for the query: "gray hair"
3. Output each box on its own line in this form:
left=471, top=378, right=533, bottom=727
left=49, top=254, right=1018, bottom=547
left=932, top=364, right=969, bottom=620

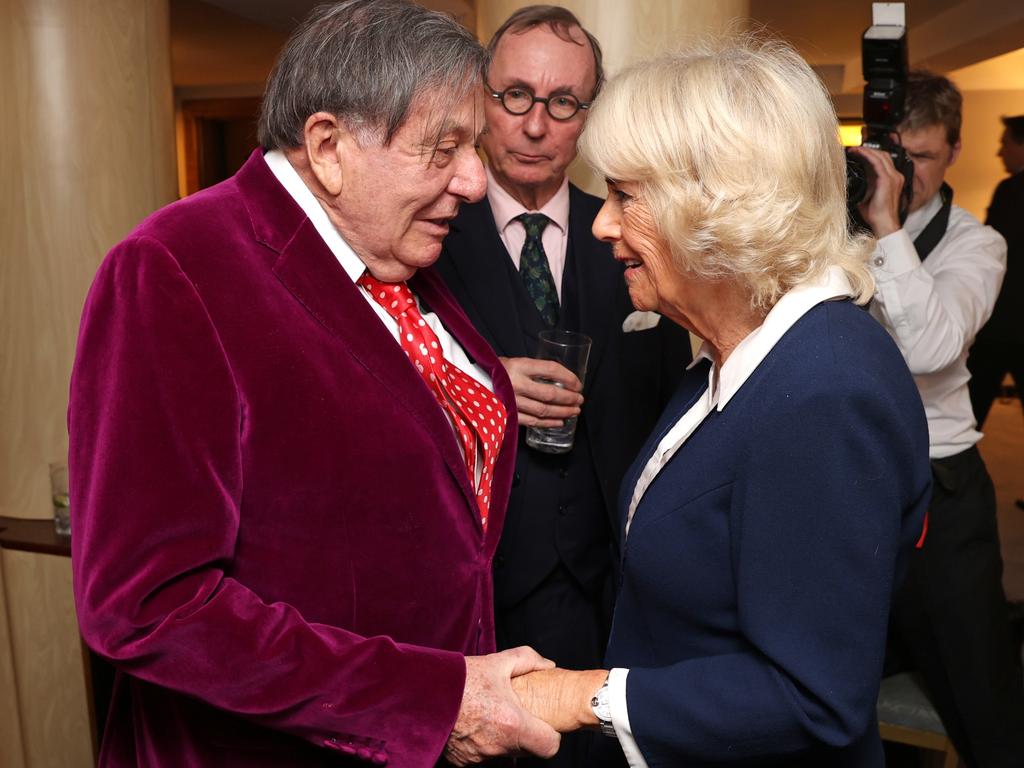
left=258, top=0, right=486, bottom=149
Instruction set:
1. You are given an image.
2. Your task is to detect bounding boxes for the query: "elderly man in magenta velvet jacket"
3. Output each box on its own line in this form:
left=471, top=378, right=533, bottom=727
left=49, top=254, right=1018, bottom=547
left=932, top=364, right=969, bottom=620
left=511, top=39, right=932, bottom=767
left=68, top=2, right=562, bottom=766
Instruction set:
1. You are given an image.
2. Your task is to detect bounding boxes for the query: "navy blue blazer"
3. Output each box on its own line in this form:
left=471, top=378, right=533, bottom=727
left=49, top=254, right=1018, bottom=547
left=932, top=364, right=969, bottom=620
left=596, top=299, right=931, bottom=767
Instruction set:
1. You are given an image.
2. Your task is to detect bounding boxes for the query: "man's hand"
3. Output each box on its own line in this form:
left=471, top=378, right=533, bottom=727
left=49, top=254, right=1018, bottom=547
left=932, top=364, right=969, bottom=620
left=511, top=668, right=609, bottom=733
left=499, top=357, right=583, bottom=429
left=445, top=647, right=561, bottom=766
left=849, top=145, right=905, bottom=238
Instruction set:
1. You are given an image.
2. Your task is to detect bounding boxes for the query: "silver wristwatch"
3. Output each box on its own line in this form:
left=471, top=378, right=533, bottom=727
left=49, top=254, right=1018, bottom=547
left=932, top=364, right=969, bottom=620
left=590, top=676, right=617, bottom=737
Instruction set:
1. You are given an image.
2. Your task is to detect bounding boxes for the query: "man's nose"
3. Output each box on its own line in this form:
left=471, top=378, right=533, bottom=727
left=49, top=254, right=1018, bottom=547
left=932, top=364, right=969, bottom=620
left=451, top=151, right=487, bottom=202
left=522, top=102, right=549, bottom=138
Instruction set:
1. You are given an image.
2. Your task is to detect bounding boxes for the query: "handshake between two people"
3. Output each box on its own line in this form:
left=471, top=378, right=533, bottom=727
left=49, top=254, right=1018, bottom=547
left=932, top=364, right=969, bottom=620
left=445, top=646, right=609, bottom=765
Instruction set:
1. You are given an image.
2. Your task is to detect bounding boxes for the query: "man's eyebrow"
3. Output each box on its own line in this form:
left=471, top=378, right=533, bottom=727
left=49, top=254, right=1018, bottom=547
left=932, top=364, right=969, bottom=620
left=420, top=119, right=472, bottom=148
left=498, top=78, right=583, bottom=97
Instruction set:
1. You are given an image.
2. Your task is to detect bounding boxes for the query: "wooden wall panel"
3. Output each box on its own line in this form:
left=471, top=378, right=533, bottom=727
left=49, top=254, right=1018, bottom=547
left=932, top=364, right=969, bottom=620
left=1, top=551, right=91, bottom=767
left=0, top=562, right=28, bottom=768
left=0, top=0, right=176, bottom=521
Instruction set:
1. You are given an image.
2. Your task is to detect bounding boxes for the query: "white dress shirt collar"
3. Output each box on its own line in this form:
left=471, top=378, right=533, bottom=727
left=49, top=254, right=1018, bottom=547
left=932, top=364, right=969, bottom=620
left=486, top=165, right=570, bottom=235
left=712, top=265, right=855, bottom=410
left=263, top=149, right=366, bottom=283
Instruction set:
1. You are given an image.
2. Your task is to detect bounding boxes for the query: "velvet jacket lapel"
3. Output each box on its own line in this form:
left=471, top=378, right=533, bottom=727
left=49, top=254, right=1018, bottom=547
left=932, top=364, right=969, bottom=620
left=233, top=150, right=490, bottom=533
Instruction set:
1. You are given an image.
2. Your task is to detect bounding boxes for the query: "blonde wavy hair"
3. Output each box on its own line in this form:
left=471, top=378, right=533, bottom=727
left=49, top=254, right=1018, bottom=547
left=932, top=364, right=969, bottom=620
left=579, top=36, right=874, bottom=311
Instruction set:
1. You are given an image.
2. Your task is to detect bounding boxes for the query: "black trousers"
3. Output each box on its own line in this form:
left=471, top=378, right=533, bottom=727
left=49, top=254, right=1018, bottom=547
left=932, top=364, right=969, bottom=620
left=889, top=446, right=1024, bottom=767
left=967, top=334, right=1024, bottom=428
left=496, top=564, right=611, bottom=768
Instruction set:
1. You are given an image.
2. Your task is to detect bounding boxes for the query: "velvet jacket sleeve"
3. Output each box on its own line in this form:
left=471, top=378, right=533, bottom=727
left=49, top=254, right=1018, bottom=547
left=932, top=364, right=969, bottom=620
left=69, top=236, right=466, bottom=766
left=622, top=368, right=929, bottom=763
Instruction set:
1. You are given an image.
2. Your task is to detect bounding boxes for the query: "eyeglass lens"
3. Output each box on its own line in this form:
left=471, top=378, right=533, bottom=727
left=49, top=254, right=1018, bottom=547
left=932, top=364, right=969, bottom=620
left=501, top=87, right=580, bottom=120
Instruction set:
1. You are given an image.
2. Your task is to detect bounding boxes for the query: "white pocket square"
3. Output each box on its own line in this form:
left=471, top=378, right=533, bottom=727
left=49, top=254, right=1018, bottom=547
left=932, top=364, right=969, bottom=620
left=622, top=310, right=661, bottom=332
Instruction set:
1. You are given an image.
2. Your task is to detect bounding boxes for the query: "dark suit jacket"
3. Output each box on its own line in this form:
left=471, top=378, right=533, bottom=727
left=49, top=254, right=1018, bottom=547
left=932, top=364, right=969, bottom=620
left=979, top=171, right=1024, bottom=340
left=595, top=299, right=931, bottom=767
left=69, top=149, right=517, bottom=767
left=434, top=186, right=690, bottom=608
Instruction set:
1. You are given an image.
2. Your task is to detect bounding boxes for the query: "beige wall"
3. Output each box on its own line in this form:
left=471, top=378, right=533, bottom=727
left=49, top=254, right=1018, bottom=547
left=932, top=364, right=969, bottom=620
left=946, top=88, right=1024, bottom=222
left=1, top=0, right=177, bottom=521
left=0, top=552, right=92, bottom=767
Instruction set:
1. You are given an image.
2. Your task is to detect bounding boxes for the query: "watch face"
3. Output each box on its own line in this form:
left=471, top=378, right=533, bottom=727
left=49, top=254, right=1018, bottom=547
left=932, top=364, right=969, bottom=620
left=592, top=684, right=612, bottom=722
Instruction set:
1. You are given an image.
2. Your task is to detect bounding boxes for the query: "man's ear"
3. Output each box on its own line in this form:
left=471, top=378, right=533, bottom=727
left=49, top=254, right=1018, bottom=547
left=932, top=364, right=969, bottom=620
left=303, top=112, right=357, bottom=196
left=949, top=139, right=962, bottom=167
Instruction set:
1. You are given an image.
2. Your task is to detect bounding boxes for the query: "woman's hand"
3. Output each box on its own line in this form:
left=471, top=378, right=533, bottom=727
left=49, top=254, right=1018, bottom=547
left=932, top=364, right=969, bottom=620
left=511, top=668, right=609, bottom=733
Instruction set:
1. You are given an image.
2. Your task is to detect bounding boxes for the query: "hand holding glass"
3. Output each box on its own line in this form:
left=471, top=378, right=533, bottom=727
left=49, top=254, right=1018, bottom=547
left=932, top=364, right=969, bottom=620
left=525, top=330, right=592, bottom=454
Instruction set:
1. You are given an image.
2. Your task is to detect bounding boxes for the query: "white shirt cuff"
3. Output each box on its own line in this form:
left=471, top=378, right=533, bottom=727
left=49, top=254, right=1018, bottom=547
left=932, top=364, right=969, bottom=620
left=608, top=667, right=649, bottom=768
left=871, top=229, right=919, bottom=278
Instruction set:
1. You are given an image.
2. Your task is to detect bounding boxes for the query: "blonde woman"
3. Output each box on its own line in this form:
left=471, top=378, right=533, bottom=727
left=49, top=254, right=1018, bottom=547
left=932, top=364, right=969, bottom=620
left=512, top=38, right=932, bottom=767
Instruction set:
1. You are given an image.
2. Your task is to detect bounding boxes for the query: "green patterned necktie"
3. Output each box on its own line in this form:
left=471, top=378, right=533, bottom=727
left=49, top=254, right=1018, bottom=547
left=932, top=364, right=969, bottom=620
left=515, top=213, right=560, bottom=328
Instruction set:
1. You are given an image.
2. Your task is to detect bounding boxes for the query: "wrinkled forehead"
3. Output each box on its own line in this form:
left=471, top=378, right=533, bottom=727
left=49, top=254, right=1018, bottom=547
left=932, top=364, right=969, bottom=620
left=489, top=25, right=597, bottom=95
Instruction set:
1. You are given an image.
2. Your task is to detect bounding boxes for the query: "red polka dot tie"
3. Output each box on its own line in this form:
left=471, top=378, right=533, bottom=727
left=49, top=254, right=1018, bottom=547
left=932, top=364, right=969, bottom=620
left=358, top=273, right=507, bottom=530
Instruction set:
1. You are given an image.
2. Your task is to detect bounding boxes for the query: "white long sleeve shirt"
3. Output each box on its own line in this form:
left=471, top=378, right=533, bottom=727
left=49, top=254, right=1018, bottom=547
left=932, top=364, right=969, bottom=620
left=868, top=193, right=1006, bottom=458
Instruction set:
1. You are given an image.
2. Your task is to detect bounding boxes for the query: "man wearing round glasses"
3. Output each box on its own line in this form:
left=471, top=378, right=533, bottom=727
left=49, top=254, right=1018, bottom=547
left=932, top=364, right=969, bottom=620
left=435, top=7, right=690, bottom=766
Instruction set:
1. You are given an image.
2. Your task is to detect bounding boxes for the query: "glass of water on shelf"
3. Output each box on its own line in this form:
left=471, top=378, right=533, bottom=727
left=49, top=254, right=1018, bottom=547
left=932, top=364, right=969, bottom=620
left=49, top=461, right=71, bottom=537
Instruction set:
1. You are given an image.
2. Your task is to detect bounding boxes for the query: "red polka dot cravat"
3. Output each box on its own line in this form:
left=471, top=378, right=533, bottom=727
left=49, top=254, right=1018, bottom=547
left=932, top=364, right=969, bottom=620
left=358, top=273, right=507, bottom=530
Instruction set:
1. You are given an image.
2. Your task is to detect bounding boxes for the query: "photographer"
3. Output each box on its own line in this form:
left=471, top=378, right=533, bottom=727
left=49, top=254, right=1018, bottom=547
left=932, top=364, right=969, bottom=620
left=852, top=71, right=1024, bottom=767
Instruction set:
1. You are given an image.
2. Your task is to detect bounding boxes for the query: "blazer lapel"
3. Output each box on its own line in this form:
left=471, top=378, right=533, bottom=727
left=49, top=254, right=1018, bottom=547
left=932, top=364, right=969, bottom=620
left=617, top=359, right=713, bottom=542
left=443, top=201, right=530, bottom=358
left=235, top=150, right=481, bottom=526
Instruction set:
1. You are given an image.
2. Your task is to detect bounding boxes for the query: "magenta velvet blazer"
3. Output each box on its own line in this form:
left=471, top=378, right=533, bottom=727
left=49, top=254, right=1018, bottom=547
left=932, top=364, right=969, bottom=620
left=69, top=149, right=517, bottom=767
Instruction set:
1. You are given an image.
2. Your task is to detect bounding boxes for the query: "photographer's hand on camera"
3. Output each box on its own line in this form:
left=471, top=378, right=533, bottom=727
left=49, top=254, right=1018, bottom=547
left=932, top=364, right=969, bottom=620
left=849, top=146, right=904, bottom=238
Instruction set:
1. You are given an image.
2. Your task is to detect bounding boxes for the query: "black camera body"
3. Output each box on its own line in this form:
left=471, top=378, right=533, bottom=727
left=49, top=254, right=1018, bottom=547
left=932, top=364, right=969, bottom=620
left=846, top=5, right=915, bottom=227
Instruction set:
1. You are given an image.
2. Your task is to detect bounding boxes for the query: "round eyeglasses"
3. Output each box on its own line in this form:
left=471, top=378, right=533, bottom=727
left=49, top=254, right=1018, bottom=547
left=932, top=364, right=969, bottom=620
left=487, top=83, right=591, bottom=121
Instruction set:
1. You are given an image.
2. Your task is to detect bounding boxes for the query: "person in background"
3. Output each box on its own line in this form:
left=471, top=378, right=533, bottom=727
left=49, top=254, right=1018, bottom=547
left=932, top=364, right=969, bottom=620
left=968, top=115, right=1024, bottom=511
left=853, top=74, right=1024, bottom=767
left=509, top=37, right=932, bottom=767
left=69, top=2, right=560, bottom=765
left=434, top=11, right=690, bottom=762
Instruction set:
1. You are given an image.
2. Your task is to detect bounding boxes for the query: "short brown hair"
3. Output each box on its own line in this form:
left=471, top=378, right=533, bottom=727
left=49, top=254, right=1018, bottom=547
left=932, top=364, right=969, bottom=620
left=487, top=5, right=603, bottom=98
left=1002, top=115, right=1024, bottom=144
left=900, top=70, right=962, bottom=146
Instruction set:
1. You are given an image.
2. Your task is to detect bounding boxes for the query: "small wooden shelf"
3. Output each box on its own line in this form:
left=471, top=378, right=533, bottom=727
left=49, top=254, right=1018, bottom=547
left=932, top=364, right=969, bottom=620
left=0, top=515, right=71, bottom=557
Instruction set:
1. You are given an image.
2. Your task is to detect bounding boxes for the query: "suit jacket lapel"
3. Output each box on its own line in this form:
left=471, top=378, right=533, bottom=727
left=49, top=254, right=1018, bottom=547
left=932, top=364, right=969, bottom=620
left=443, top=201, right=530, bottom=358
left=235, top=150, right=482, bottom=528
left=566, top=185, right=619, bottom=394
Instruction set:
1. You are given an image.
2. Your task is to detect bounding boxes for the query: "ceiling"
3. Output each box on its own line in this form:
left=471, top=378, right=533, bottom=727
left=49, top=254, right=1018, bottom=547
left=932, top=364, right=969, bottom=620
left=173, top=0, right=1024, bottom=93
